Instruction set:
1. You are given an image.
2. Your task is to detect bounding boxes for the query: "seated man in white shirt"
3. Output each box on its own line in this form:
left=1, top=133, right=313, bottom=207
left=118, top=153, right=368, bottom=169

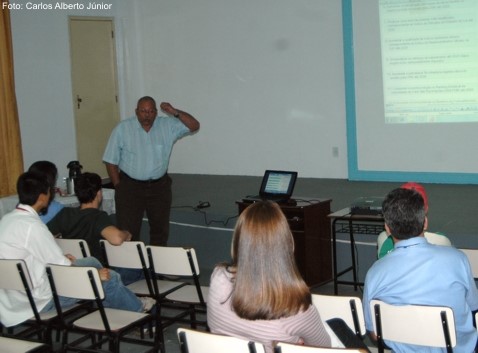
left=0, top=172, right=153, bottom=328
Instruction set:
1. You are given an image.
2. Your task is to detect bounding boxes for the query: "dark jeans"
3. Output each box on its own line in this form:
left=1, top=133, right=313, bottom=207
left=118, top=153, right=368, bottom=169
left=115, top=173, right=172, bottom=246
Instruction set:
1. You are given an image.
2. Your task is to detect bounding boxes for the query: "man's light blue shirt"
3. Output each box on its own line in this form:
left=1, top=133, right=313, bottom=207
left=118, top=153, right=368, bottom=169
left=40, top=200, right=64, bottom=224
left=363, top=236, right=478, bottom=353
left=103, top=116, right=189, bottom=180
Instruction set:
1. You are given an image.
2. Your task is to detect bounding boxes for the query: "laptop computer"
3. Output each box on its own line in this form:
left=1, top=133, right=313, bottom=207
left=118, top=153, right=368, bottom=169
left=243, top=170, right=298, bottom=204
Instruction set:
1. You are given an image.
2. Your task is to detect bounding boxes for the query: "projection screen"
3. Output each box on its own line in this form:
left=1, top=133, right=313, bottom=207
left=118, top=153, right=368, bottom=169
left=343, top=0, right=478, bottom=184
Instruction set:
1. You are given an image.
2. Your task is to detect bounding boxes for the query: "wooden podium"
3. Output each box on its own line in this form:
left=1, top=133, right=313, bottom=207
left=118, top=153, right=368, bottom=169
left=236, top=198, right=332, bottom=287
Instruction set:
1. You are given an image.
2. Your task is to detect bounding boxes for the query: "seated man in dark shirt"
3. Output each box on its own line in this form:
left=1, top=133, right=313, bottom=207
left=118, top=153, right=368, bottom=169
left=47, top=172, right=142, bottom=285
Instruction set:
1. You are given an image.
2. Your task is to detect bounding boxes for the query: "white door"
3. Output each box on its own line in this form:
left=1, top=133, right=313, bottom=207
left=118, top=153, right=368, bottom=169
left=69, top=17, right=119, bottom=178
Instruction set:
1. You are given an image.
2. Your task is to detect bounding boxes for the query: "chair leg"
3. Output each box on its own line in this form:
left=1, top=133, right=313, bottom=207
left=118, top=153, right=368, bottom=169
left=108, top=334, right=120, bottom=353
left=44, top=325, right=54, bottom=346
left=60, top=329, right=69, bottom=353
left=158, top=331, right=166, bottom=353
left=156, top=308, right=165, bottom=353
left=190, top=306, right=197, bottom=329
left=54, top=326, right=61, bottom=344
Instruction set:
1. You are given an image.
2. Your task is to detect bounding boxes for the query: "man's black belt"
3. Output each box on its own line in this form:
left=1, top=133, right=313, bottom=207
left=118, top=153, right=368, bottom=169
left=120, top=171, right=166, bottom=184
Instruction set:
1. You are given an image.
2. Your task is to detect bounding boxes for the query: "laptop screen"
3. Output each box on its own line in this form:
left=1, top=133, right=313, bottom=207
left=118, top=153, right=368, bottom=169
left=260, top=170, right=298, bottom=196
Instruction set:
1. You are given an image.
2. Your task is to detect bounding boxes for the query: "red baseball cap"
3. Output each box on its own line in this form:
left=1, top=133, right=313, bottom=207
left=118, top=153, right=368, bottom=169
left=401, top=182, right=428, bottom=211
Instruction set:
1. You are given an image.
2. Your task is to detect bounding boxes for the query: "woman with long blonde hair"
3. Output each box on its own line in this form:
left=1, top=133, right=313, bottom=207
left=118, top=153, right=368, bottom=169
left=207, top=201, right=331, bottom=352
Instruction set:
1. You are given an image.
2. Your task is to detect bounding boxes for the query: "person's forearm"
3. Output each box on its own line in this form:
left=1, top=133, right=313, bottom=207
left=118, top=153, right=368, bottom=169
left=175, top=109, right=200, bottom=132
left=105, top=163, right=120, bottom=186
left=102, top=227, right=131, bottom=245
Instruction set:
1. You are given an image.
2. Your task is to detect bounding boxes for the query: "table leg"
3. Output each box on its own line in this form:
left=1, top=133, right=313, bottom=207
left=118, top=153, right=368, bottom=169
left=348, top=219, right=358, bottom=290
left=332, top=218, right=338, bottom=295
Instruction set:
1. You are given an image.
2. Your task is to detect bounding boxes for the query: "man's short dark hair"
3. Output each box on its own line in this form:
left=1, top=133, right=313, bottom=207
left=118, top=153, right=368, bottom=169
left=17, top=172, right=50, bottom=206
left=74, top=172, right=102, bottom=204
left=382, top=188, right=426, bottom=240
left=28, top=161, right=58, bottom=204
left=28, top=161, right=58, bottom=187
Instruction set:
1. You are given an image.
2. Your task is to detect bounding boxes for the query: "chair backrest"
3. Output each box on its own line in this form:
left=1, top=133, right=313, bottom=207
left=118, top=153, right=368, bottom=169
left=177, top=327, right=265, bottom=353
left=55, top=238, right=91, bottom=258
left=311, top=294, right=366, bottom=336
left=0, top=259, right=42, bottom=322
left=0, top=259, right=33, bottom=292
left=146, top=246, right=200, bottom=277
left=46, top=264, right=115, bottom=334
left=275, top=342, right=368, bottom=353
left=46, top=264, right=104, bottom=301
left=370, top=299, right=456, bottom=352
left=100, top=240, right=149, bottom=269
left=459, top=248, right=478, bottom=279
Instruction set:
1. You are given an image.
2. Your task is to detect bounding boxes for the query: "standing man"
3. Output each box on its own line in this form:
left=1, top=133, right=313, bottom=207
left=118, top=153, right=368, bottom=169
left=363, top=188, right=478, bottom=352
left=103, top=96, right=200, bottom=245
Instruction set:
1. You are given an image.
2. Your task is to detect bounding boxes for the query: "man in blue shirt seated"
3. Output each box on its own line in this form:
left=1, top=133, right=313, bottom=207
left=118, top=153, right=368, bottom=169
left=376, top=182, right=451, bottom=259
left=363, top=187, right=478, bottom=353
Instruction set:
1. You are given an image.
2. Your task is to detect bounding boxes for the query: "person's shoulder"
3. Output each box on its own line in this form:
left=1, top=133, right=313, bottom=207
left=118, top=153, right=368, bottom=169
left=212, top=265, right=228, bottom=277
left=3, top=207, right=36, bottom=224
left=366, top=251, right=395, bottom=278
left=49, top=200, right=64, bottom=210
left=80, top=208, right=109, bottom=220
left=377, top=233, right=393, bottom=258
left=211, top=265, right=233, bottom=282
left=154, top=115, right=175, bottom=126
left=157, top=115, right=188, bottom=128
left=425, top=242, right=467, bottom=263
left=114, top=116, right=138, bottom=129
left=80, top=207, right=105, bottom=214
left=424, top=231, right=452, bottom=246
left=57, top=206, right=78, bottom=216
left=42, top=200, right=64, bottom=219
left=301, top=303, right=319, bottom=316
left=48, top=206, right=77, bottom=223
left=122, top=116, right=137, bottom=123
left=438, top=244, right=465, bottom=256
left=428, top=240, right=457, bottom=252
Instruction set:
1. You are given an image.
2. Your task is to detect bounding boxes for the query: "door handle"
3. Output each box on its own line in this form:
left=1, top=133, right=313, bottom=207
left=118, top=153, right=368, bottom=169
left=77, top=95, right=83, bottom=109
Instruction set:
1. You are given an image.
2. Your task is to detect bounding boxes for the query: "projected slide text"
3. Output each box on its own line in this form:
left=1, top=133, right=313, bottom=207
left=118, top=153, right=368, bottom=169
left=379, top=0, right=478, bottom=123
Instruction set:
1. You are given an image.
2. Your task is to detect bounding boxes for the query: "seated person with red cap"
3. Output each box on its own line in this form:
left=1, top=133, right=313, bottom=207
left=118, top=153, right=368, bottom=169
left=377, top=182, right=451, bottom=258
